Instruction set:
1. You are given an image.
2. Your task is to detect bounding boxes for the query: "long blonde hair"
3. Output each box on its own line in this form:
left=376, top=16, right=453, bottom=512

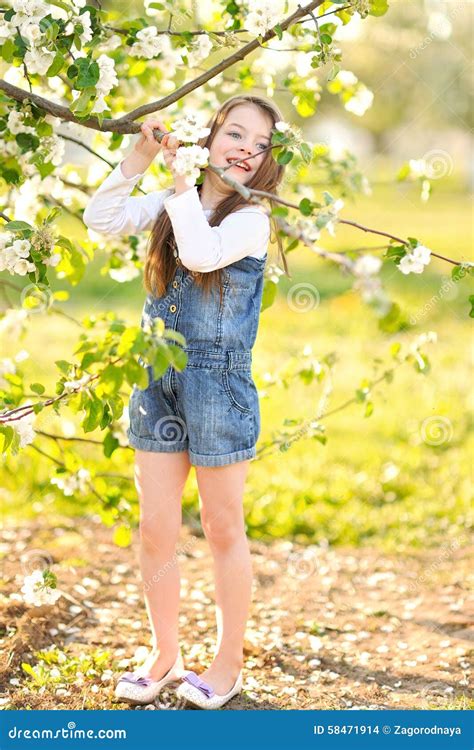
left=144, top=95, right=290, bottom=300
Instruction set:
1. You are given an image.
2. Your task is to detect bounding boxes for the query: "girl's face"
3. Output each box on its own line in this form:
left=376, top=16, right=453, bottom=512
left=208, top=103, right=273, bottom=184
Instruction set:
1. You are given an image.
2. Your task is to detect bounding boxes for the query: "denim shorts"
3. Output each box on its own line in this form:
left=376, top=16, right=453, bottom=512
left=127, top=349, right=261, bottom=467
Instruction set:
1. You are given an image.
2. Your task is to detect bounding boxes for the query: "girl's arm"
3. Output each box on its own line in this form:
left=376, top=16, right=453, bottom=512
left=83, top=119, right=173, bottom=235
left=162, top=188, right=270, bottom=272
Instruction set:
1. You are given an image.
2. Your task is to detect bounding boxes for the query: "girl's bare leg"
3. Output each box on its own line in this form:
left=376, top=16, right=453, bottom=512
left=194, top=459, right=252, bottom=694
left=133, top=449, right=192, bottom=679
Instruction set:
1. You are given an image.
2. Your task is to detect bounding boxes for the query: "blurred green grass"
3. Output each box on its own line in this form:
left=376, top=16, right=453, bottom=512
left=1, top=177, right=473, bottom=552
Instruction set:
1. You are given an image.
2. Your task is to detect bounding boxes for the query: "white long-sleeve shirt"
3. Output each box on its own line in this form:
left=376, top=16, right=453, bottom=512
left=82, top=160, right=270, bottom=273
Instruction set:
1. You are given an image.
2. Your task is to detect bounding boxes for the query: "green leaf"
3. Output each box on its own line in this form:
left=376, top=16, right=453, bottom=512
left=46, top=51, right=64, bottom=77
left=103, top=429, right=119, bottom=458
left=299, top=198, right=313, bottom=216
left=261, top=279, right=277, bottom=312
left=82, top=395, right=104, bottom=433
left=277, top=149, right=293, bottom=165
left=15, top=132, right=40, bottom=153
left=166, top=344, right=188, bottom=371
left=298, top=141, right=313, bottom=164
left=1, top=38, right=15, bottom=63
left=5, top=220, right=32, bottom=232
left=21, top=662, right=40, bottom=682
left=76, top=57, right=100, bottom=89
left=469, top=294, right=474, bottom=319
left=370, top=0, right=390, bottom=17
left=100, top=364, right=124, bottom=395
left=0, top=425, right=15, bottom=453
left=124, top=359, right=148, bottom=389
left=56, top=360, right=72, bottom=375
left=29, top=383, right=45, bottom=395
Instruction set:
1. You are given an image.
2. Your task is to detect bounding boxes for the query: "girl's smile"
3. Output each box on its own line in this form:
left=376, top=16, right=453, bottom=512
left=209, top=103, right=273, bottom=183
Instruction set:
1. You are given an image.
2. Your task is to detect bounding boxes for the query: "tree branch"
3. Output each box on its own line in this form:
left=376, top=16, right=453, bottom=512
left=114, top=1, right=326, bottom=124
left=0, top=1, right=325, bottom=133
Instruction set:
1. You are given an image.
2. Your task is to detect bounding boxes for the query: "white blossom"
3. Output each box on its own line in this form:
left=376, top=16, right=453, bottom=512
left=51, top=468, right=91, bottom=496
left=170, top=113, right=211, bottom=144
left=12, top=257, right=36, bottom=276
left=336, top=69, right=358, bottom=87
left=295, top=216, right=321, bottom=243
left=42, top=134, right=65, bottom=166
left=0, top=238, right=35, bottom=276
left=397, top=244, right=432, bottom=275
left=99, top=33, right=123, bottom=53
left=11, top=407, right=36, bottom=447
left=172, top=145, right=209, bottom=187
left=345, top=86, right=374, bottom=116
left=246, top=0, right=285, bottom=37
left=265, top=263, right=284, bottom=284
left=7, top=110, right=36, bottom=135
left=353, top=254, right=382, bottom=277
left=111, top=406, right=130, bottom=447
left=0, top=308, right=29, bottom=338
left=24, top=46, right=55, bottom=75
left=0, top=358, right=16, bottom=389
left=109, top=262, right=140, bottom=283
left=21, top=569, right=61, bottom=607
left=90, top=54, right=118, bottom=113
left=0, top=18, right=14, bottom=41
left=63, top=373, right=91, bottom=392
left=274, top=120, right=292, bottom=134
left=79, top=11, right=93, bottom=44
left=322, top=198, right=344, bottom=237
left=21, top=22, right=43, bottom=46
left=130, top=27, right=169, bottom=59
left=184, top=34, right=213, bottom=68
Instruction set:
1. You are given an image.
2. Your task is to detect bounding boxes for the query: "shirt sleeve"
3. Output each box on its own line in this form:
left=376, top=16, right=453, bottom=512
left=82, top=160, right=173, bottom=235
left=163, top=187, right=270, bottom=273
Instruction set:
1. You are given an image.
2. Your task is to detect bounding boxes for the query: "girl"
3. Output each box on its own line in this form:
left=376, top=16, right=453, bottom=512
left=83, top=95, right=288, bottom=709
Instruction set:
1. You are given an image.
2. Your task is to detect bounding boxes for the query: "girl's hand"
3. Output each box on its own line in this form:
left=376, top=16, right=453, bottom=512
left=134, top=118, right=168, bottom=161
left=161, top=132, right=181, bottom=175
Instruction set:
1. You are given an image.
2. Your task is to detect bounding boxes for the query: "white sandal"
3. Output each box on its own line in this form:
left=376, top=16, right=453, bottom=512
left=175, top=669, right=243, bottom=709
left=114, top=650, right=185, bottom=705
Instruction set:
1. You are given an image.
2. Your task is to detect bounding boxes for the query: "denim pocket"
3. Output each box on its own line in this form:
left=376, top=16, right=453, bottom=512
left=222, top=369, right=253, bottom=414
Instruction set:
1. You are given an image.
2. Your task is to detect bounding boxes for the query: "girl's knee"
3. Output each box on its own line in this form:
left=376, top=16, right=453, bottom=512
left=200, top=512, right=246, bottom=549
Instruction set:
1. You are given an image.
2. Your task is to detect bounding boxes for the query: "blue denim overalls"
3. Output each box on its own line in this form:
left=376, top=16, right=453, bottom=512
left=127, top=251, right=267, bottom=466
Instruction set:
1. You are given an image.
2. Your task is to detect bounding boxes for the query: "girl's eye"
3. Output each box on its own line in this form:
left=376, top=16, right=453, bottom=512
left=228, top=132, right=268, bottom=150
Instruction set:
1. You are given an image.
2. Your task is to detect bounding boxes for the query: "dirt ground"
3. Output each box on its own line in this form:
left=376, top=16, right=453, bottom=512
left=0, top=516, right=472, bottom=711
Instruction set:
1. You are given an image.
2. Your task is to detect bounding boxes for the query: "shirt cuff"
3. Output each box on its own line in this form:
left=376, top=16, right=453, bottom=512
left=163, top=185, right=200, bottom=215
